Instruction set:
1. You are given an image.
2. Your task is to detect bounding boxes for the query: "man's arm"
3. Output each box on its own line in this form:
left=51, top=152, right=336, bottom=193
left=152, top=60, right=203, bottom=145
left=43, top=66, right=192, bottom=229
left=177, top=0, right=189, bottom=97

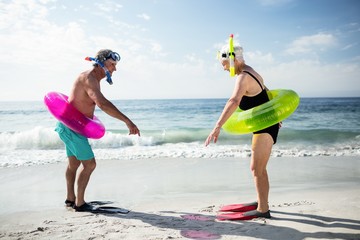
left=85, top=74, right=140, bottom=136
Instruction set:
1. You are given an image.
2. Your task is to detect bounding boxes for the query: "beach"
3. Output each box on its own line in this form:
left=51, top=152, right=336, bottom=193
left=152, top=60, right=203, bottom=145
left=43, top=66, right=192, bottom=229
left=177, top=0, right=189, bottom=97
left=1, top=0, right=360, bottom=238
left=1, top=97, right=359, bottom=239
left=1, top=156, right=359, bottom=240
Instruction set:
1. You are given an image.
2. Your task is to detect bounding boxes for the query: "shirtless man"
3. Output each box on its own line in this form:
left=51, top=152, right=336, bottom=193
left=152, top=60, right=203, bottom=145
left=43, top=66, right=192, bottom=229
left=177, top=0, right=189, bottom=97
left=55, top=49, right=140, bottom=212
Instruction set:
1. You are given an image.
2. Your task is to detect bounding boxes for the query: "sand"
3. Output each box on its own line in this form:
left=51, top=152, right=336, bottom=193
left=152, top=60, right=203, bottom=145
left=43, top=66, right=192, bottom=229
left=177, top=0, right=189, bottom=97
left=0, top=156, right=359, bottom=240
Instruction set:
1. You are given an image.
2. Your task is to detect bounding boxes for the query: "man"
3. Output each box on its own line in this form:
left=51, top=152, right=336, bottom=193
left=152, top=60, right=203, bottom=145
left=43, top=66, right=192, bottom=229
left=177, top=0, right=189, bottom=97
left=56, top=49, right=140, bottom=212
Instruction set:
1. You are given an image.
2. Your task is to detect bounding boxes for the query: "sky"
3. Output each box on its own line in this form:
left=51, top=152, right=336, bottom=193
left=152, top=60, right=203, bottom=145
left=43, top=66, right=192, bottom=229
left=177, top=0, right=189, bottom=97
left=0, top=0, right=359, bottom=101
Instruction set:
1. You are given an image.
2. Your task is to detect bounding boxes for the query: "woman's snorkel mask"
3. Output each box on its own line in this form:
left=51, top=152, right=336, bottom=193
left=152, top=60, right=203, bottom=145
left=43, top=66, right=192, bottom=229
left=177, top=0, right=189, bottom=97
left=85, top=51, right=121, bottom=85
left=217, top=34, right=243, bottom=77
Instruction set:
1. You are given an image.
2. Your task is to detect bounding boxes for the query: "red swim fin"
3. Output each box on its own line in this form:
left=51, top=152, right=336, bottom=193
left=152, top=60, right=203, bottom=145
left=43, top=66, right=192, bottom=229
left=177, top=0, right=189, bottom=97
left=219, top=202, right=258, bottom=212
left=217, top=210, right=271, bottom=221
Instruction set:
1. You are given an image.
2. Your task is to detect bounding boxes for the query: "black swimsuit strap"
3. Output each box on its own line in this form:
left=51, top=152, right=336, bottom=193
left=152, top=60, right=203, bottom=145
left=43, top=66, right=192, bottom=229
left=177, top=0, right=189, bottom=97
left=243, top=71, right=264, bottom=90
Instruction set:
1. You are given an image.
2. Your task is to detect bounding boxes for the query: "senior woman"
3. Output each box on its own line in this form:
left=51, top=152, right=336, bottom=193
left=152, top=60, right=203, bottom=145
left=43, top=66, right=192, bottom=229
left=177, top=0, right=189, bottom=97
left=205, top=42, right=280, bottom=220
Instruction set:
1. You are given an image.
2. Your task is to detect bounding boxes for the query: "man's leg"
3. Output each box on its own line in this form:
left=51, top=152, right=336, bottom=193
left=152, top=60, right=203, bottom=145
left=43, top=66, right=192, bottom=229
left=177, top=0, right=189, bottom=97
left=66, top=156, right=80, bottom=203
left=75, top=158, right=96, bottom=207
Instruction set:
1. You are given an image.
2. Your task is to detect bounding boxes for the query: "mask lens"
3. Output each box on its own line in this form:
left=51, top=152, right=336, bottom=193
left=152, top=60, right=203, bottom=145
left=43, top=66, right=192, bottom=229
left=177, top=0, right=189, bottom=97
left=105, top=52, right=121, bottom=62
left=111, top=52, right=121, bottom=61
left=220, top=52, right=235, bottom=58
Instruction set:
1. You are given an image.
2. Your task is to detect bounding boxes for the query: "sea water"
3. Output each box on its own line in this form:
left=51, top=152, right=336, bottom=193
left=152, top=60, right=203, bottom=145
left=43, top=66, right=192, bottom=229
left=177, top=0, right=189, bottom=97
left=0, top=97, right=359, bottom=168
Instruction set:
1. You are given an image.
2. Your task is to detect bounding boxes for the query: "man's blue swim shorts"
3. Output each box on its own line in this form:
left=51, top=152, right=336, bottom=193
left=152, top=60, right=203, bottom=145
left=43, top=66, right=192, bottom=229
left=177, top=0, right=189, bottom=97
left=55, top=122, right=94, bottom=160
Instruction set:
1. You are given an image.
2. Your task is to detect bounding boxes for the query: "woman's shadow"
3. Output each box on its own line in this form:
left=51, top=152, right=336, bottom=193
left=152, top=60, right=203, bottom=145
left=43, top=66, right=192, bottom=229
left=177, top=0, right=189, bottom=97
left=96, top=205, right=360, bottom=240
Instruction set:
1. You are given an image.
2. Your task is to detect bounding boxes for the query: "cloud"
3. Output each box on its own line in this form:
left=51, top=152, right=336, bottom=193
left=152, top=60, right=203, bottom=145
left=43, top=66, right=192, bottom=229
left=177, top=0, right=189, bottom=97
left=346, top=22, right=360, bottom=34
left=342, top=43, right=357, bottom=51
left=246, top=51, right=275, bottom=65
left=0, top=0, right=47, bottom=29
left=258, top=58, right=360, bottom=97
left=137, top=13, right=151, bottom=21
left=94, top=1, right=122, bottom=12
left=0, top=19, right=89, bottom=69
left=0, top=1, right=95, bottom=99
left=150, top=42, right=164, bottom=54
left=257, top=0, right=294, bottom=6
left=0, top=1, right=358, bottom=101
left=285, top=33, right=337, bottom=55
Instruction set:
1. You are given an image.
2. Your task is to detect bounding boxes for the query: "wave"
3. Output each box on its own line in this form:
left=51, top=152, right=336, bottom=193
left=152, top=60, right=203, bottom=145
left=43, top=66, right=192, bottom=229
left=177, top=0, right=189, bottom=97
left=0, top=127, right=63, bottom=150
left=1, top=126, right=359, bottom=150
left=1, top=142, right=359, bottom=168
left=0, top=127, right=359, bottom=168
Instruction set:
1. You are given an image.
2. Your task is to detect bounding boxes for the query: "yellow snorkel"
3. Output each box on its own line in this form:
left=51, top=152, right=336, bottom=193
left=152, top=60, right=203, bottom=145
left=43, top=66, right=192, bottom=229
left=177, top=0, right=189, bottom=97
left=229, top=34, right=235, bottom=77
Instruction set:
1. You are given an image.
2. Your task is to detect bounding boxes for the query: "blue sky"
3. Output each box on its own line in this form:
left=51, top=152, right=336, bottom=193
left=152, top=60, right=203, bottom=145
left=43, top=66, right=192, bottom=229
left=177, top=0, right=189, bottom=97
left=0, top=0, right=359, bottom=101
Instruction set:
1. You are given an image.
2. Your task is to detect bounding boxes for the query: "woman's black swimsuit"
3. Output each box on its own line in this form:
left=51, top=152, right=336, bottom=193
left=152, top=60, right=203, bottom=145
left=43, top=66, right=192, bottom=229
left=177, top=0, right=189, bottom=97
left=239, top=71, right=279, bottom=144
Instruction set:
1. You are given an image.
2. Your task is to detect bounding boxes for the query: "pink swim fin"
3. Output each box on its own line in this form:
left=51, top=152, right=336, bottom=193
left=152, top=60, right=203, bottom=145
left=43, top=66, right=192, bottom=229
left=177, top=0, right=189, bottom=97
left=217, top=210, right=271, bottom=221
left=219, top=201, right=258, bottom=212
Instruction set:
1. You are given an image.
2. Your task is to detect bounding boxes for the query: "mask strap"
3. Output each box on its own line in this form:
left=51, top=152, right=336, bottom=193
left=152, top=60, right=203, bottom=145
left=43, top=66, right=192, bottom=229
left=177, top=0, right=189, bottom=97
left=85, top=57, right=113, bottom=85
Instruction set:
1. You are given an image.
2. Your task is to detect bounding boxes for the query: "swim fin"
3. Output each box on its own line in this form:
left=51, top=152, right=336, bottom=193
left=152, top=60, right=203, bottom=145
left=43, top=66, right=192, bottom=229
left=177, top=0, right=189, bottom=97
left=95, top=206, right=130, bottom=214
left=74, top=203, right=129, bottom=214
left=217, top=210, right=271, bottom=221
left=88, top=200, right=114, bottom=206
left=219, top=202, right=258, bottom=212
left=64, top=200, right=113, bottom=208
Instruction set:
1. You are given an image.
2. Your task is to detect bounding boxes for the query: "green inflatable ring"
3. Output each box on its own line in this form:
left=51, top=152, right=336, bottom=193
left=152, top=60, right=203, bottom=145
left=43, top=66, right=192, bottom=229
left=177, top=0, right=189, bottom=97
left=222, top=89, right=300, bottom=134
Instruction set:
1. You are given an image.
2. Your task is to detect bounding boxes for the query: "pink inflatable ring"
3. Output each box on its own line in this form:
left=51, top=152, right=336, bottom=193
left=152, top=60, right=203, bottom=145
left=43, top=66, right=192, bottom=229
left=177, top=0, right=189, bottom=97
left=44, top=92, right=105, bottom=139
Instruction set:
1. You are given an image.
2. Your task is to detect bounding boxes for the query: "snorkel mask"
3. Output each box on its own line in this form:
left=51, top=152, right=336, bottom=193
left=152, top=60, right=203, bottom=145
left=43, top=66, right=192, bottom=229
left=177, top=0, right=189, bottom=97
left=85, top=51, right=121, bottom=85
left=228, top=34, right=235, bottom=77
left=217, top=34, right=243, bottom=77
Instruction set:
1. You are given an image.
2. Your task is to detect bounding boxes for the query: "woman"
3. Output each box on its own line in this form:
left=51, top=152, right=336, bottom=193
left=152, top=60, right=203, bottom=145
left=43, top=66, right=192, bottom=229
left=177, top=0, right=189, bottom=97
left=205, top=43, right=280, bottom=220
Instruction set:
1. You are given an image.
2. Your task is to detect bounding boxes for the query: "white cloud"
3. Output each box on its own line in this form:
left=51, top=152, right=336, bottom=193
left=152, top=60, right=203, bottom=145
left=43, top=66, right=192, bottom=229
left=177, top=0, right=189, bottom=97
left=257, top=0, right=294, bottom=6
left=137, top=13, right=151, bottom=21
left=285, top=33, right=337, bottom=55
left=346, top=22, right=360, bottom=34
left=259, top=59, right=360, bottom=97
left=342, top=43, right=357, bottom=51
left=0, top=1, right=92, bottom=67
left=115, top=55, right=224, bottom=99
left=0, top=0, right=47, bottom=29
left=0, top=1, right=358, bottom=101
left=150, top=42, right=163, bottom=53
left=246, top=51, right=275, bottom=65
left=39, top=0, right=56, bottom=4
left=94, top=1, right=122, bottom=12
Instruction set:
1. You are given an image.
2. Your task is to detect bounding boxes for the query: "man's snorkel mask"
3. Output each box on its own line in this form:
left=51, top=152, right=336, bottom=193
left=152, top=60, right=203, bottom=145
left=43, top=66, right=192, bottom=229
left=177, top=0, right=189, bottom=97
left=85, top=51, right=121, bottom=85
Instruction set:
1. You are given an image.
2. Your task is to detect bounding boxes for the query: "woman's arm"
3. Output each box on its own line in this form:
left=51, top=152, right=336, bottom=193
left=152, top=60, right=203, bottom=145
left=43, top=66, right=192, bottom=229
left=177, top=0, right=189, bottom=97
left=205, top=75, right=248, bottom=146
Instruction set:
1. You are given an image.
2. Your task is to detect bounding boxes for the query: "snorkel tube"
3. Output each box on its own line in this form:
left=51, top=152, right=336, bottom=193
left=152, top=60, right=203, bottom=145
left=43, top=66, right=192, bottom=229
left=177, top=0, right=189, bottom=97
left=229, top=34, right=235, bottom=77
left=85, top=57, right=113, bottom=85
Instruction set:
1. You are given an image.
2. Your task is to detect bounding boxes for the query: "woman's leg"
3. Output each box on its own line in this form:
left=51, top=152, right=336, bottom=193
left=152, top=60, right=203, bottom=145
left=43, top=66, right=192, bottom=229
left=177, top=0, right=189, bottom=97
left=251, top=133, right=273, bottom=213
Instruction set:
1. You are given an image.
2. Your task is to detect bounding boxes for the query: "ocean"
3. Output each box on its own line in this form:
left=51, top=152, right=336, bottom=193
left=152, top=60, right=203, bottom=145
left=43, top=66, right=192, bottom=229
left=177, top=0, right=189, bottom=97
left=0, top=97, right=359, bottom=168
